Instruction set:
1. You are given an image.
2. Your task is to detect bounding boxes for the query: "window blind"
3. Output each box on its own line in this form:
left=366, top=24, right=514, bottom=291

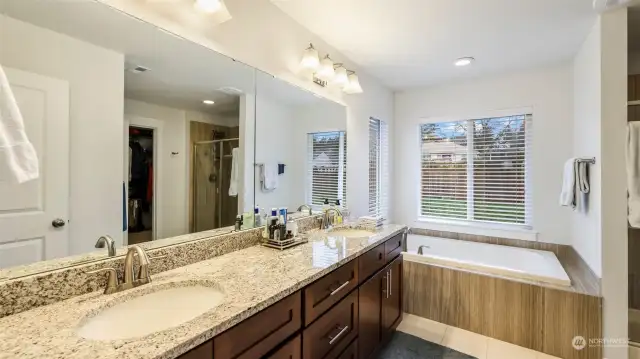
left=307, top=131, right=347, bottom=207
left=369, top=118, right=389, bottom=219
left=420, top=115, right=532, bottom=227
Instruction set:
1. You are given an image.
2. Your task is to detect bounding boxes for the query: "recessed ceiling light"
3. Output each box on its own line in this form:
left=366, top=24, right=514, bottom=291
left=194, top=0, right=222, bottom=13
left=455, top=57, right=475, bottom=67
left=203, top=100, right=215, bottom=105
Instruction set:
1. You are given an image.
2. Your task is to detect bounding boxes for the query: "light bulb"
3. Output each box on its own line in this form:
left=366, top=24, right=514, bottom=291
left=343, top=73, right=363, bottom=94
left=454, top=57, right=474, bottom=67
left=333, top=66, right=349, bottom=88
left=317, top=55, right=335, bottom=81
left=300, top=44, right=320, bottom=71
left=194, top=0, right=222, bottom=13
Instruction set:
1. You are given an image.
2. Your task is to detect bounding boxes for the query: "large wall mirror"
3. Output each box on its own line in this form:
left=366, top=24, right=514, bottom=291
left=254, top=71, right=348, bottom=217
left=0, top=0, right=257, bottom=277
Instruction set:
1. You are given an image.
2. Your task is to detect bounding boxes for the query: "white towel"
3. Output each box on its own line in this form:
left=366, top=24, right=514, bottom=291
left=628, top=122, right=640, bottom=227
left=228, top=147, right=239, bottom=197
left=560, top=158, right=577, bottom=208
left=260, top=162, right=278, bottom=192
left=0, top=65, right=39, bottom=183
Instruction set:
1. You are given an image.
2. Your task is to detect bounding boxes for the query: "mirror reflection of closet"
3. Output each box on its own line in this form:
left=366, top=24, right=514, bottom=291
left=128, top=127, right=155, bottom=244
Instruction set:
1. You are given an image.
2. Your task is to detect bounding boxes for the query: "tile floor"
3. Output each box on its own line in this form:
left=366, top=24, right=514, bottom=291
left=396, top=314, right=561, bottom=359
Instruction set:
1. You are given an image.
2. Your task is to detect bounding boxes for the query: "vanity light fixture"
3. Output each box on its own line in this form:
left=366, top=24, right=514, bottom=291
left=203, top=100, right=215, bottom=105
left=455, top=57, right=475, bottom=67
left=300, top=43, right=320, bottom=71
left=194, top=0, right=222, bottom=13
left=343, top=71, right=363, bottom=94
left=317, top=55, right=336, bottom=81
left=333, top=64, right=349, bottom=88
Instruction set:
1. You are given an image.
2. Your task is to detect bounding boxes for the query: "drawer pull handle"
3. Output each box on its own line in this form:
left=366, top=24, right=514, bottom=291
left=328, top=325, right=349, bottom=345
left=378, top=252, right=383, bottom=260
left=330, top=281, right=350, bottom=296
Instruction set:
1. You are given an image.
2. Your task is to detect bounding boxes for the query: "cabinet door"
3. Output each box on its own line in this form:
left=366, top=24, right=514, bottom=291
left=382, top=256, right=403, bottom=340
left=176, top=341, right=213, bottom=359
left=266, top=335, right=301, bottom=359
left=358, top=269, right=384, bottom=359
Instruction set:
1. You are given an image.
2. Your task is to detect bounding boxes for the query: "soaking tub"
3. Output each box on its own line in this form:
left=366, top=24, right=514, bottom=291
left=404, top=234, right=571, bottom=287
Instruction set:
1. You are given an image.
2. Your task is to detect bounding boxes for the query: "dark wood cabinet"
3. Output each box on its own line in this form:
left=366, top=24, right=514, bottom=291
left=358, top=253, right=403, bottom=359
left=176, top=341, right=213, bottom=359
left=382, top=256, right=403, bottom=339
left=303, top=289, right=359, bottom=359
left=358, top=243, right=385, bottom=284
left=266, top=335, right=301, bottom=359
left=214, top=292, right=302, bottom=359
left=304, top=259, right=359, bottom=326
left=336, top=339, right=358, bottom=359
left=358, top=269, right=384, bottom=359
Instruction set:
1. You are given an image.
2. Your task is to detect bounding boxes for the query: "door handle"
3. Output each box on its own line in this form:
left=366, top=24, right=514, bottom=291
left=52, top=218, right=66, bottom=228
left=385, top=272, right=389, bottom=299
left=389, top=268, right=392, bottom=297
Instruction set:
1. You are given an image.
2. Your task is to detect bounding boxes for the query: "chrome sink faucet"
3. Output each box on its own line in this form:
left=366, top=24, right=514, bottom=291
left=88, top=245, right=162, bottom=294
left=321, top=208, right=343, bottom=230
left=297, top=204, right=312, bottom=216
left=95, top=235, right=116, bottom=257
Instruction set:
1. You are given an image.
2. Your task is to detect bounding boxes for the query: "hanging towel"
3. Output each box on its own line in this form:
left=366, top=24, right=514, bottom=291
left=628, top=122, right=640, bottom=227
left=0, top=64, right=39, bottom=183
left=560, top=158, right=577, bottom=208
left=261, top=162, right=279, bottom=192
left=228, top=147, right=239, bottom=197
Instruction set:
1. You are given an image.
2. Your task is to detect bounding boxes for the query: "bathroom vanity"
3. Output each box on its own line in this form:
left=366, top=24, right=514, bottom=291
left=177, top=232, right=405, bottom=359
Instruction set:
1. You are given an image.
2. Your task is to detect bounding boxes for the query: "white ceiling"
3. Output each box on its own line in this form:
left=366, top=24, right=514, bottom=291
left=1, top=0, right=255, bottom=115
left=272, top=0, right=598, bottom=90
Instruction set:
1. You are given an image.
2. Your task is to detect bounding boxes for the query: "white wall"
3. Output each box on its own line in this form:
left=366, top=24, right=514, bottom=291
left=394, top=64, right=574, bottom=244
left=0, top=15, right=125, bottom=254
left=254, top=95, right=296, bottom=211
left=572, top=19, right=603, bottom=276
left=101, top=0, right=395, bottom=220
left=124, top=99, right=240, bottom=239
left=600, top=9, right=628, bottom=359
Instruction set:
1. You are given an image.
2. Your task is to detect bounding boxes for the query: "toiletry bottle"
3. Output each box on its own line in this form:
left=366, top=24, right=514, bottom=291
left=287, top=219, right=298, bottom=237
left=243, top=211, right=253, bottom=229
left=235, top=215, right=242, bottom=231
left=254, top=206, right=261, bottom=226
left=334, top=200, right=343, bottom=224
left=323, top=198, right=330, bottom=212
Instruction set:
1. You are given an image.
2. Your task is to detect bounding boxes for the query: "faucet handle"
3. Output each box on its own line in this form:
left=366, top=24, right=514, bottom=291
left=87, top=268, right=119, bottom=294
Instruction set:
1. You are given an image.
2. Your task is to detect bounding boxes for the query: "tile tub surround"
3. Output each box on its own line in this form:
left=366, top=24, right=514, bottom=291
left=0, top=224, right=407, bottom=359
left=409, top=228, right=600, bottom=295
left=403, top=261, right=602, bottom=359
left=0, top=215, right=322, bottom=318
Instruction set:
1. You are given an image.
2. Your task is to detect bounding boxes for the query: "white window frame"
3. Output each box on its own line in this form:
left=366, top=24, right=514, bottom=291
left=415, top=108, right=537, bottom=241
left=369, top=117, right=389, bottom=220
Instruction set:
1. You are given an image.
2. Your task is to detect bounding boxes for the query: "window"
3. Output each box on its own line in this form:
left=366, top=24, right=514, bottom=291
left=369, top=118, right=389, bottom=219
left=420, top=115, right=532, bottom=227
left=307, top=131, right=347, bottom=207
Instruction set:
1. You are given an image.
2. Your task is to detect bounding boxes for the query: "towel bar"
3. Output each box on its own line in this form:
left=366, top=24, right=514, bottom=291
left=576, top=157, right=596, bottom=164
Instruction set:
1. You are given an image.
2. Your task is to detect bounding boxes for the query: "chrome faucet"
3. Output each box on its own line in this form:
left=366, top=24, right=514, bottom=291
left=121, top=245, right=152, bottom=290
left=95, top=235, right=116, bottom=257
left=321, top=208, right=343, bottom=230
left=297, top=204, right=313, bottom=216
left=88, top=245, right=161, bottom=295
left=417, top=245, right=430, bottom=255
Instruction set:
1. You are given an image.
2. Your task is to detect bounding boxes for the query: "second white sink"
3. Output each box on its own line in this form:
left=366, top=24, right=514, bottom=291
left=77, top=285, right=224, bottom=341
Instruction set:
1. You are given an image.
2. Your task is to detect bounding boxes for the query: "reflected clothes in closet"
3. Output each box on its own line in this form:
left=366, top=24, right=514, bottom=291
left=128, top=133, right=153, bottom=233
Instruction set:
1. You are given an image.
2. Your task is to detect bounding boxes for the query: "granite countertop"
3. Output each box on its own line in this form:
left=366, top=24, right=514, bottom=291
left=0, top=224, right=407, bottom=359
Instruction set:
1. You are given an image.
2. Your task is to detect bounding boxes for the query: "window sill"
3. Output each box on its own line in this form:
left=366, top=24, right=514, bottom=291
left=414, top=217, right=538, bottom=242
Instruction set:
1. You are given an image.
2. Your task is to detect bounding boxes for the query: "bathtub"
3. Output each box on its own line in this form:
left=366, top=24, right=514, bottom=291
left=404, top=234, right=571, bottom=287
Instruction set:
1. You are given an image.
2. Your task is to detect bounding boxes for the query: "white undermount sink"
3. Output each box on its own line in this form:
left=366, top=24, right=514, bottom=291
left=327, top=229, right=376, bottom=238
left=77, top=285, right=224, bottom=341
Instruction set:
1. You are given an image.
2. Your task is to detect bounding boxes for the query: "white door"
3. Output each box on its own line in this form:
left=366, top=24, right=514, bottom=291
left=0, top=67, right=70, bottom=268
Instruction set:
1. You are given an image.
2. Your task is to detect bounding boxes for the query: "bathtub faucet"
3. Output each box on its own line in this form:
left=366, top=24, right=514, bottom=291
left=417, top=245, right=430, bottom=255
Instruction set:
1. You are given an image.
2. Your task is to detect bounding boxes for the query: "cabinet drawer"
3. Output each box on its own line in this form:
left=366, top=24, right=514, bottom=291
left=384, top=234, right=404, bottom=262
left=303, top=289, right=359, bottom=359
left=336, top=339, right=358, bottom=359
left=214, top=292, right=301, bottom=359
left=176, top=341, right=213, bottom=359
left=358, top=243, right=385, bottom=284
left=266, top=335, right=301, bottom=359
left=304, top=259, right=358, bottom=326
